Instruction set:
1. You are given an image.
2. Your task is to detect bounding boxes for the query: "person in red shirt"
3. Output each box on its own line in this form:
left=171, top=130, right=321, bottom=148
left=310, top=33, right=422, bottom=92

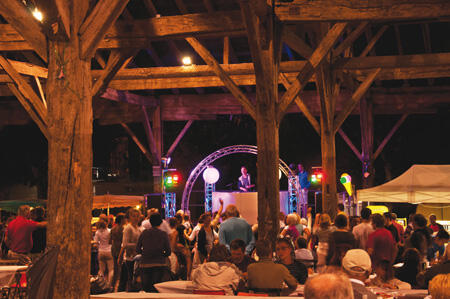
left=391, top=213, right=405, bottom=242
left=428, top=214, right=444, bottom=233
left=367, top=213, right=397, bottom=267
left=6, top=205, right=47, bottom=262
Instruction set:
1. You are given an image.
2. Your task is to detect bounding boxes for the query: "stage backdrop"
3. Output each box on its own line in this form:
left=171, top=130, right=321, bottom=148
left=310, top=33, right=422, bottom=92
left=212, top=191, right=289, bottom=225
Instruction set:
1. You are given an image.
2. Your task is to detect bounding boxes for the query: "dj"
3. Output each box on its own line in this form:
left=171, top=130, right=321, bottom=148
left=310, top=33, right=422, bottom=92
left=238, top=166, right=255, bottom=192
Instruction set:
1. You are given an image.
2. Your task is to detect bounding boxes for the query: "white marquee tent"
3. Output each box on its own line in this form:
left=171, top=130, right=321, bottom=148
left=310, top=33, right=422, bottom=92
left=357, top=165, right=450, bottom=204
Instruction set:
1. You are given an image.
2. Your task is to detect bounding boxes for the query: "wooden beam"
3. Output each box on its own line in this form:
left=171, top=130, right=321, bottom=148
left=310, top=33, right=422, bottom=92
left=332, top=22, right=368, bottom=57
left=54, top=0, right=71, bottom=39
left=142, top=106, right=159, bottom=162
left=275, top=0, right=450, bottom=22
left=334, top=68, right=380, bottom=134
left=79, top=0, right=130, bottom=59
left=92, top=49, right=137, bottom=97
left=282, top=28, right=313, bottom=58
left=7, top=83, right=48, bottom=138
left=166, top=120, right=193, bottom=158
left=0, top=11, right=245, bottom=51
left=279, top=73, right=320, bottom=135
left=373, top=114, right=409, bottom=160
left=120, top=122, right=153, bottom=164
left=186, top=37, right=256, bottom=120
left=360, top=25, right=388, bottom=57
left=34, top=76, right=47, bottom=108
left=0, top=59, right=48, bottom=78
left=0, top=0, right=48, bottom=62
left=0, top=55, right=47, bottom=122
left=338, top=128, right=362, bottom=161
left=100, top=88, right=158, bottom=106
left=278, top=22, right=347, bottom=118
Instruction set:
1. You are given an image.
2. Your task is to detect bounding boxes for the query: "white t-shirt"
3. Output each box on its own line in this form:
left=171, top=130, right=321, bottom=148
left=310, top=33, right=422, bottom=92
left=94, top=228, right=112, bottom=252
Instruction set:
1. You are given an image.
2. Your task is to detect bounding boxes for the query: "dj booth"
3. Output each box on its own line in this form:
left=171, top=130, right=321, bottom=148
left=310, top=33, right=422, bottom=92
left=212, top=191, right=290, bottom=225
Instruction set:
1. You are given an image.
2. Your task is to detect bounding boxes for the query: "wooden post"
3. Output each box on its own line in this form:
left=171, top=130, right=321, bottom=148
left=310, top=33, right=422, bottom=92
left=152, top=105, right=163, bottom=193
left=316, top=63, right=338, bottom=219
left=240, top=0, right=281, bottom=244
left=46, top=37, right=92, bottom=299
left=360, top=97, right=375, bottom=188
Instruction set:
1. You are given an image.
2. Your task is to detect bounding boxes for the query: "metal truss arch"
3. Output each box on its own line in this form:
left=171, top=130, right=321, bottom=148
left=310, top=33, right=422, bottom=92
left=181, top=145, right=294, bottom=211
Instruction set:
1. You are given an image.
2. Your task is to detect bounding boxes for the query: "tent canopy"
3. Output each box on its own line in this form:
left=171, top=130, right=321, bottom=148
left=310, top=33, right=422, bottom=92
left=93, top=194, right=144, bottom=209
left=357, top=165, right=450, bottom=204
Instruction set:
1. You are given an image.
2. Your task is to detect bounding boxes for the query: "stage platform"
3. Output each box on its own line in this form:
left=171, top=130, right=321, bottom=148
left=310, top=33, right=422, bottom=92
left=212, top=191, right=289, bottom=224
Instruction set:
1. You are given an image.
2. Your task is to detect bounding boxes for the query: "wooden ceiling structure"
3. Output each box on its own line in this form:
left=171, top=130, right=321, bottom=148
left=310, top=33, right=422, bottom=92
left=1, top=0, right=450, bottom=297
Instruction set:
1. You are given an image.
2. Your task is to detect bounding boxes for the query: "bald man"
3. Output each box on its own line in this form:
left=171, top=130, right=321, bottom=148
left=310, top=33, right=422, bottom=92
left=304, top=272, right=354, bottom=299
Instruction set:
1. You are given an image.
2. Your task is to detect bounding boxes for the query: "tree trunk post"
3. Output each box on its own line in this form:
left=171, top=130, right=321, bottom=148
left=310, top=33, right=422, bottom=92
left=46, top=37, right=92, bottom=299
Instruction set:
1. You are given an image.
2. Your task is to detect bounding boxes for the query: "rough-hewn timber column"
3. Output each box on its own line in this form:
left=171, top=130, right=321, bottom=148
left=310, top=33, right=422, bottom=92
left=152, top=105, right=163, bottom=193
left=240, top=0, right=282, bottom=244
left=46, top=37, right=92, bottom=299
left=360, top=97, right=375, bottom=188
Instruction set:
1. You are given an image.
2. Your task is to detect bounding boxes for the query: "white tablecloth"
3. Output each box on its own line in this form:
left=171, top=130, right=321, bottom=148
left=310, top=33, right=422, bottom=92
left=0, top=265, right=27, bottom=287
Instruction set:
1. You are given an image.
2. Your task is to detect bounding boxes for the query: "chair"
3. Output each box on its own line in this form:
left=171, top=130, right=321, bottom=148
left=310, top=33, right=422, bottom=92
left=8, top=246, right=59, bottom=299
left=193, top=289, right=226, bottom=295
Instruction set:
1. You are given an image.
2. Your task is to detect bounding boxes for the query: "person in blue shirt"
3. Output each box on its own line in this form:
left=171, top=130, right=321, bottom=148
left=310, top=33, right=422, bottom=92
left=218, top=205, right=255, bottom=254
left=297, top=164, right=310, bottom=211
left=238, top=166, right=255, bottom=192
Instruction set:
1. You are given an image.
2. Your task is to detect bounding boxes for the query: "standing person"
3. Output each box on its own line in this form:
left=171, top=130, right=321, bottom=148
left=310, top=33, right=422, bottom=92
left=384, top=212, right=400, bottom=243
left=238, top=166, right=255, bottom=192
left=391, top=213, right=405, bottom=241
left=280, top=214, right=300, bottom=241
left=118, top=208, right=141, bottom=292
left=197, top=213, right=218, bottom=264
left=367, top=214, right=397, bottom=267
left=428, top=214, right=444, bottom=233
left=94, top=220, right=114, bottom=286
left=5, top=205, right=47, bottom=263
left=405, top=214, right=432, bottom=260
left=30, top=207, right=46, bottom=257
left=297, top=164, right=310, bottom=211
left=110, top=213, right=125, bottom=290
left=218, top=205, right=254, bottom=254
left=313, top=213, right=334, bottom=268
left=275, top=238, right=308, bottom=284
left=327, top=214, right=355, bottom=266
left=352, top=207, right=374, bottom=250
left=136, top=213, right=171, bottom=292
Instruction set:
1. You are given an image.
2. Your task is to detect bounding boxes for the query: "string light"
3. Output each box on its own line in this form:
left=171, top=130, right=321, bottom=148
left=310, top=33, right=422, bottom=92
left=182, top=56, right=192, bottom=66
left=32, top=8, right=43, bottom=21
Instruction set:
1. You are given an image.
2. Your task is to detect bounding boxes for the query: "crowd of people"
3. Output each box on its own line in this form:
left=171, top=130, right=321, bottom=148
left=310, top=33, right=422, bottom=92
left=0, top=202, right=449, bottom=298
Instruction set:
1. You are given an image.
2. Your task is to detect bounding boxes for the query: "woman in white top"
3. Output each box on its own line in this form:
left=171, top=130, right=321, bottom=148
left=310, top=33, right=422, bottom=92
left=94, top=220, right=114, bottom=285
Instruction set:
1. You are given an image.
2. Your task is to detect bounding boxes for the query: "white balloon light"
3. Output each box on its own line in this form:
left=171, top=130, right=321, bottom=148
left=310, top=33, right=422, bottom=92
left=279, top=169, right=282, bottom=180
left=203, top=167, right=220, bottom=184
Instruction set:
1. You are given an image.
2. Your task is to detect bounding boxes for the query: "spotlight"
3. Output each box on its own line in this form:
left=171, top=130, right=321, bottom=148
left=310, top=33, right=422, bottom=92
left=182, top=56, right=192, bottom=66
left=32, top=8, right=43, bottom=21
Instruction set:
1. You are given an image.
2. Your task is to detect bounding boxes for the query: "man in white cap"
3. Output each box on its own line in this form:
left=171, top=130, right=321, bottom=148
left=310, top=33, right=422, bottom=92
left=342, top=249, right=377, bottom=299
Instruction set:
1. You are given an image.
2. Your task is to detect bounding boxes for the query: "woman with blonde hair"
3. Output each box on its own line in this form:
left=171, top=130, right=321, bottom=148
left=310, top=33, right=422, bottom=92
left=280, top=214, right=300, bottom=241
left=313, top=213, right=334, bottom=268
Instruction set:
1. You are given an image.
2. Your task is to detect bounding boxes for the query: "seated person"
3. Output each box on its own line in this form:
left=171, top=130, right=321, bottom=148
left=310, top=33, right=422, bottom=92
left=275, top=237, right=308, bottom=284
left=247, top=240, right=297, bottom=296
left=230, top=239, right=255, bottom=274
left=427, top=229, right=449, bottom=263
left=395, top=248, right=421, bottom=288
left=369, top=259, right=411, bottom=290
left=294, top=237, right=314, bottom=269
left=304, top=273, right=353, bottom=299
left=417, top=246, right=450, bottom=289
left=191, top=244, right=241, bottom=295
left=342, top=249, right=377, bottom=299
left=428, top=274, right=450, bottom=299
